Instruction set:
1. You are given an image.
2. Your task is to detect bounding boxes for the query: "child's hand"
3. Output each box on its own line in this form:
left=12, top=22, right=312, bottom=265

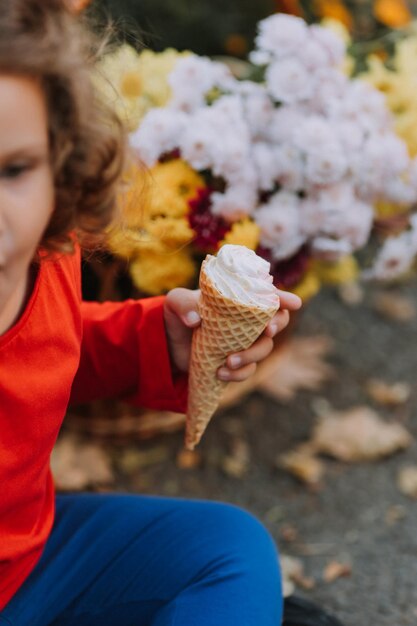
left=164, top=288, right=302, bottom=380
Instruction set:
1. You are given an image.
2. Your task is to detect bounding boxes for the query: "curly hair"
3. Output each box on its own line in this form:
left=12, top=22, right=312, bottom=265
left=0, top=0, right=126, bottom=258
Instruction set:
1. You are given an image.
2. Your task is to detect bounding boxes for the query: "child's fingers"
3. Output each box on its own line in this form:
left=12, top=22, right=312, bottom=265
left=264, top=309, right=290, bottom=338
left=218, top=362, right=257, bottom=382
left=165, top=288, right=201, bottom=327
left=277, top=290, right=302, bottom=311
left=225, top=335, right=274, bottom=371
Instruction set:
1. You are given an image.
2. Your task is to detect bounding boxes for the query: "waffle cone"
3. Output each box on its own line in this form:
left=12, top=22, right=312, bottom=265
left=185, top=260, right=279, bottom=450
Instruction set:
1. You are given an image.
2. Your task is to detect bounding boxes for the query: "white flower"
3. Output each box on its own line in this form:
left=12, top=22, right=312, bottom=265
left=311, top=236, right=353, bottom=260
left=303, top=184, right=373, bottom=253
left=366, top=233, right=416, bottom=280
left=292, top=116, right=335, bottom=152
left=310, top=25, right=345, bottom=67
left=310, top=68, right=348, bottom=115
left=296, top=38, right=331, bottom=72
left=242, top=89, right=275, bottom=139
left=274, top=144, right=305, bottom=192
left=269, top=106, right=307, bottom=144
left=130, top=108, right=187, bottom=166
left=255, top=191, right=305, bottom=260
left=255, top=14, right=308, bottom=58
left=210, top=186, right=257, bottom=222
left=252, top=142, right=280, bottom=191
left=305, top=143, right=348, bottom=186
left=168, top=55, right=233, bottom=112
left=249, top=50, right=272, bottom=66
left=266, top=58, right=314, bottom=104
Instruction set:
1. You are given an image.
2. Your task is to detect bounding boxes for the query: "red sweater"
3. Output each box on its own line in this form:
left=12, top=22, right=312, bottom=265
left=0, top=244, right=188, bottom=611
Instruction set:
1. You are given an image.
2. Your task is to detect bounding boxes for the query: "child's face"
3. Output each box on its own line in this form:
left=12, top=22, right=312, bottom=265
left=0, top=75, right=54, bottom=305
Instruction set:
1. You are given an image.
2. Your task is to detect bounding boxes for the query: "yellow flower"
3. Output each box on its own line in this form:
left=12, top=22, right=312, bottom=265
left=313, top=0, right=353, bottom=30
left=147, top=160, right=205, bottom=220
left=220, top=219, right=260, bottom=250
left=375, top=201, right=410, bottom=218
left=95, top=45, right=190, bottom=131
left=291, top=270, right=321, bottom=302
left=373, top=0, right=412, bottom=28
left=312, top=255, right=359, bottom=285
left=129, top=249, right=197, bottom=295
left=145, top=217, right=194, bottom=248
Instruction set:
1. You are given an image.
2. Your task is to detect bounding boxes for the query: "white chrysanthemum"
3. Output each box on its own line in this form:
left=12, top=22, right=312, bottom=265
left=252, top=142, right=280, bottom=191
left=384, top=178, right=417, bottom=205
left=310, top=25, right=345, bottom=67
left=179, top=109, right=219, bottom=170
left=310, top=68, right=348, bottom=115
left=130, top=108, right=187, bottom=166
left=255, top=14, right=308, bottom=58
left=300, top=182, right=355, bottom=237
left=296, top=38, right=331, bottom=72
left=255, top=191, right=305, bottom=260
left=311, top=237, right=352, bottom=260
left=168, top=55, right=233, bottom=112
left=249, top=50, right=272, bottom=66
left=327, top=80, right=390, bottom=132
left=292, top=116, right=335, bottom=152
left=353, top=134, right=410, bottom=201
left=302, top=183, right=373, bottom=252
left=269, top=107, right=307, bottom=144
left=305, top=142, right=348, bottom=186
left=274, top=144, right=305, bottom=192
left=366, top=233, right=416, bottom=280
left=243, top=89, right=275, bottom=139
left=210, top=186, right=257, bottom=222
left=266, top=58, right=314, bottom=104
left=335, top=120, right=364, bottom=157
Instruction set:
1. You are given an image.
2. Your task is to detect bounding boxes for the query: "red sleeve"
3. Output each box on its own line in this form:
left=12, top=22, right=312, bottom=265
left=69, top=295, right=188, bottom=413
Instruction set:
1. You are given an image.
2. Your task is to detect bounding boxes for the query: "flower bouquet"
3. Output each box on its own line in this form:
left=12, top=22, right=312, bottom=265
left=101, top=13, right=417, bottom=300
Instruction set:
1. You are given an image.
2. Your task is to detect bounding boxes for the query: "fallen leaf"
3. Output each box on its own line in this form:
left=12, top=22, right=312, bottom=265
left=277, top=444, right=324, bottom=486
left=372, top=292, right=416, bottom=322
left=366, top=379, right=411, bottom=406
left=117, top=446, right=169, bottom=474
left=385, top=504, right=407, bottom=525
left=397, top=466, right=417, bottom=499
left=221, top=336, right=334, bottom=407
left=338, top=282, right=364, bottom=306
left=280, top=555, right=316, bottom=596
left=221, top=438, right=250, bottom=478
left=312, top=406, right=412, bottom=462
left=280, top=524, right=299, bottom=543
left=51, top=434, right=114, bottom=491
left=176, top=448, right=202, bottom=470
left=323, top=561, right=352, bottom=583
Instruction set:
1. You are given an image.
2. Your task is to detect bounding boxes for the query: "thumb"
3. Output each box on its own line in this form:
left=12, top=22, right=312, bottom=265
left=165, top=288, right=201, bottom=327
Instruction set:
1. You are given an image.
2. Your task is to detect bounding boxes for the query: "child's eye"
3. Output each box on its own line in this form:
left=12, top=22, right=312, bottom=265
left=1, top=163, right=30, bottom=179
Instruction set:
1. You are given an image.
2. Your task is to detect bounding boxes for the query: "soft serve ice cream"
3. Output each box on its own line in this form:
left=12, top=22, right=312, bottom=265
left=185, top=245, right=280, bottom=449
left=203, top=244, right=280, bottom=309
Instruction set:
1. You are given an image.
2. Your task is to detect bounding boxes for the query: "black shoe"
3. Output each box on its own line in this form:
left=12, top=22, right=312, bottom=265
left=283, top=595, right=344, bottom=626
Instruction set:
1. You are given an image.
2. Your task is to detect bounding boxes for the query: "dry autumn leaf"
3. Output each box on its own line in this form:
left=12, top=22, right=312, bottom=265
left=280, top=555, right=316, bottom=597
left=323, top=561, right=352, bottom=583
left=312, top=406, right=412, bottom=462
left=221, top=438, right=250, bottom=478
left=51, top=434, right=114, bottom=491
left=366, top=379, right=411, bottom=406
left=372, top=292, right=416, bottom=322
left=397, top=466, right=417, bottom=499
left=221, top=336, right=334, bottom=408
left=277, top=444, right=325, bottom=486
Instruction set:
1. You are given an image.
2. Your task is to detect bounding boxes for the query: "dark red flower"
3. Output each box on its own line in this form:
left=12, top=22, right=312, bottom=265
left=257, top=245, right=310, bottom=289
left=188, top=187, right=230, bottom=252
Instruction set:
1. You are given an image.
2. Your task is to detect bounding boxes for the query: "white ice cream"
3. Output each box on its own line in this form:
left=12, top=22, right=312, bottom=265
left=204, top=244, right=279, bottom=309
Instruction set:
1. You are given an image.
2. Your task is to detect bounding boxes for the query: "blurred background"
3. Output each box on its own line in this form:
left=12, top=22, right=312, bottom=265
left=61, top=2, right=417, bottom=625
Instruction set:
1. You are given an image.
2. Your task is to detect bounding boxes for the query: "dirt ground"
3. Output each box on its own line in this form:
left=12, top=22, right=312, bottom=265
left=66, top=278, right=417, bottom=626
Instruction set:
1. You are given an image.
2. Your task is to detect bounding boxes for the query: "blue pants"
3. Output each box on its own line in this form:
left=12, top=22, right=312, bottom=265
left=0, top=494, right=283, bottom=625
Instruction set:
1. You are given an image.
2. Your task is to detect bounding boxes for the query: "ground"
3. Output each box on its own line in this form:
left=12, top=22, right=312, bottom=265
left=65, top=278, right=417, bottom=626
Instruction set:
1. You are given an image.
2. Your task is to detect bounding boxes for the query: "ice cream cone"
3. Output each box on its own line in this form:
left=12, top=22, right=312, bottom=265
left=185, top=258, right=279, bottom=450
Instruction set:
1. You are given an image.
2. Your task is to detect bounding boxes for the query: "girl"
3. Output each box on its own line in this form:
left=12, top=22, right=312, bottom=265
left=0, top=1, right=340, bottom=625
